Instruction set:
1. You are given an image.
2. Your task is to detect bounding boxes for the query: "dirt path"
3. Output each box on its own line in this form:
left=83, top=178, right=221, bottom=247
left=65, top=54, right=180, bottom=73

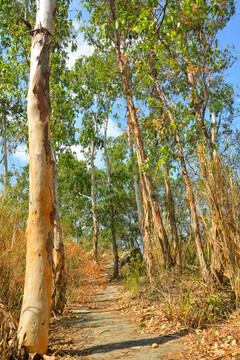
left=49, top=285, right=186, bottom=359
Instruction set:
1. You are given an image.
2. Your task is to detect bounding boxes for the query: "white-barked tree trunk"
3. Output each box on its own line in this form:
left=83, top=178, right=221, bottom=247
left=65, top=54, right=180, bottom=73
left=17, top=0, right=56, bottom=354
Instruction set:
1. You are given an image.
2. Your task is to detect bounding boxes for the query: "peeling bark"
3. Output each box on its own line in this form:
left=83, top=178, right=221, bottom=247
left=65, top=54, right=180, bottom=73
left=17, top=0, right=56, bottom=354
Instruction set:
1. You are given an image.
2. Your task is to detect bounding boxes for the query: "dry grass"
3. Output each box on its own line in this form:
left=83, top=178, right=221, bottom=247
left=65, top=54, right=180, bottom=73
left=119, top=265, right=234, bottom=331
left=197, top=156, right=240, bottom=296
left=0, top=192, right=26, bottom=317
left=0, top=191, right=26, bottom=359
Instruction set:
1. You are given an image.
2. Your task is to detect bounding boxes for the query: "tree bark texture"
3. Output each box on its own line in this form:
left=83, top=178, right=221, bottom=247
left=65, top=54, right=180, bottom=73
left=17, top=0, right=56, bottom=354
left=91, top=115, right=98, bottom=263
left=104, top=115, right=118, bottom=278
left=52, top=155, right=66, bottom=313
left=109, top=0, right=172, bottom=268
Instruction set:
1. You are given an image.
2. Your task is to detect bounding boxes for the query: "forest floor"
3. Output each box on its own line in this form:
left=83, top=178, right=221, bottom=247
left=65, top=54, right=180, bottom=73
left=47, top=280, right=240, bottom=360
left=48, top=284, right=186, bottom=360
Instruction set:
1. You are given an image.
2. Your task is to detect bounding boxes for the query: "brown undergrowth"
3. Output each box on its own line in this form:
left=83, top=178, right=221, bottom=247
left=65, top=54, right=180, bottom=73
left=0, top=194, right=26, bottom=317
left=0, top=192, right=26, bottom=360
left=115, top=262, right=239, bottom=359
left=65, top=244, right=107, bottom=308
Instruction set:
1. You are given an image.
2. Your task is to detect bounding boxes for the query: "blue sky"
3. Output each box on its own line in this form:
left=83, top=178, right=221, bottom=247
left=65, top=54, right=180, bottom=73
left=218, top=1, right=240, bottom=89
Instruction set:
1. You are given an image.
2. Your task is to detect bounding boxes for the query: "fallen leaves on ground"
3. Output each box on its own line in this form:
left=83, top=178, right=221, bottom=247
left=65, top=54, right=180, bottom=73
left=112, top=283, right=240, bottom=360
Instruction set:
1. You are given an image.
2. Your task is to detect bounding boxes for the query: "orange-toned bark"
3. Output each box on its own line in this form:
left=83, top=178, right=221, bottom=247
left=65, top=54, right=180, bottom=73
left=17, top=1, right=56, bottom=353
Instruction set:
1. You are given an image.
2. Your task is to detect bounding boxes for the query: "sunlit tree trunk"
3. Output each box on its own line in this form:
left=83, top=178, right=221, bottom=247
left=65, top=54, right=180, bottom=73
left=127, top=124, right=153, bottom=278
left=24, top=0, right=29, bottom=19
left=104, top=114, right=118, bottom=278
left=52, top=153, right=66, bottom=313
left=109, top=0, right=172, bottom=268
left=2, top=114, right=8, bottom=189
left=91, top=114, right=98, bottom=263
left=126, top=124, right=144, bottom=248
left=17, top=0, right=56, bottom=354
left=155, top=85, right=209, bottom=282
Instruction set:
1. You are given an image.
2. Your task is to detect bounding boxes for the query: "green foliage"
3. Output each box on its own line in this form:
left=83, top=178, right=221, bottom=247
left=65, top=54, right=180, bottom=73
left=122, top=253, right=146, bottom=295
left=57, top=151, right=92, bottom=241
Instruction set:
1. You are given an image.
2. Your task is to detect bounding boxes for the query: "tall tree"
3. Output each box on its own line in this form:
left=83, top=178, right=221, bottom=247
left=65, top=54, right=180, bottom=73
left=18, top=0, right=56, bottom=354
left=104, top=111, right=118, bottom=278
left=108, top=0, right=172, bottom=267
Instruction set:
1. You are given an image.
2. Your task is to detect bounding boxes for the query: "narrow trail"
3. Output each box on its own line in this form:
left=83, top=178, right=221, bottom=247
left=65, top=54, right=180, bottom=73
left=49, top=284, right=186, bottom=359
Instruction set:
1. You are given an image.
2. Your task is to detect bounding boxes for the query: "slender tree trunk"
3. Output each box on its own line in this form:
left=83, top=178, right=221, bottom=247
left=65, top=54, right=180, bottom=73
left=209, top=110, right=224, bottom=283
left=104, top=115, right=118, bottom=278
left=24, top=0, right=29, bottom=19
left=126, top=124, right=144, bottom=248
left=109, top=0, right=172, bottom=268
left=162, top=162, right=181, bottom=266
left=17, top=1, right=56, bottom=354
left=91, top=115, right=98, bottom=263
left=52, top=153, right=66, bottom=313
left=2, top=114, right=8, bottom=189
left=155, top=86, right=209, bottom=281
left=176, top=137, right=209, bottom=282
left=140, top=172, right=153, bottom=281
left=127, top=124, right=153, bottom=279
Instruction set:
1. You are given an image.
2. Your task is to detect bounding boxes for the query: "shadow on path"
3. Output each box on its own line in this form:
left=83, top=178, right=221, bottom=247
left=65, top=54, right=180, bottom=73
left=62, top=330, right=188, bottom=357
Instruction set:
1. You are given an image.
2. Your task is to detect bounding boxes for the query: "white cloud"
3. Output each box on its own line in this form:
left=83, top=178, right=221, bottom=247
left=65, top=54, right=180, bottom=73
left=100, top=118, right=122, bottom=138
left=106, top=118, right=123, bottom=138
left=13, top=145, right=29, bottom=163
left=71, top=145, right=85, bottom=161
left=70, top=144, right=104, bottom=168
left=67, top=31, right=94, bottom=69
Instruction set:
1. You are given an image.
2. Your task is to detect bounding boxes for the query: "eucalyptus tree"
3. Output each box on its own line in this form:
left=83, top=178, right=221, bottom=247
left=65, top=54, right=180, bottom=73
left=103, top=110, right=119, bottom=278
left=50, top=0, right=77, bottom=314
left=100, top=134, right=141, bottom=250
left=159, top=0, right=236, bottom=283
left=17, top=0, right=56, bottom=353
left=73, top=52, right=118, bottom=263
left=81, top=0, right=173, bottom=268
